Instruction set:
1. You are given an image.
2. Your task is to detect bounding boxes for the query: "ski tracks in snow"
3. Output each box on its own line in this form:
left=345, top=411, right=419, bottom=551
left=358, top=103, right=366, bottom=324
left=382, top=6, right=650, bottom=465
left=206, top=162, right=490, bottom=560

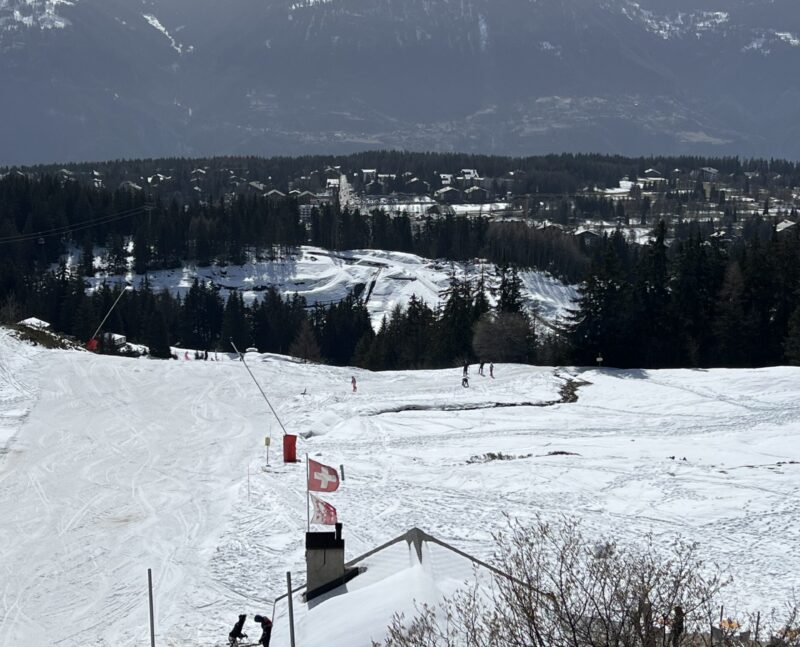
left=3, top=344, right=800, bottom=643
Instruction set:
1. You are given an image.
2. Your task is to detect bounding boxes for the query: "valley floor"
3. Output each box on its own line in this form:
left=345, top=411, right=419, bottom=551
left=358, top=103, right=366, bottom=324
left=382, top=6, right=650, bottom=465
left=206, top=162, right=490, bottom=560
left=0, top=331, right=798, bottom=646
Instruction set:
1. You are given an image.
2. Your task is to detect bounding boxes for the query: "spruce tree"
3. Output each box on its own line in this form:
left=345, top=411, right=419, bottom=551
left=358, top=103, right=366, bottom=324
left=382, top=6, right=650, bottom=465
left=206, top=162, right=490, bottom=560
left=289, top=319, right=322, bottom=363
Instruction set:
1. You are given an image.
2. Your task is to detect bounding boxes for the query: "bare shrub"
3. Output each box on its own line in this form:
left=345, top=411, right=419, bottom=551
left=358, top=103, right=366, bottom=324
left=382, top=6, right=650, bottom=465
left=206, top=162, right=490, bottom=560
left=374, top=516, right=732, bottom=647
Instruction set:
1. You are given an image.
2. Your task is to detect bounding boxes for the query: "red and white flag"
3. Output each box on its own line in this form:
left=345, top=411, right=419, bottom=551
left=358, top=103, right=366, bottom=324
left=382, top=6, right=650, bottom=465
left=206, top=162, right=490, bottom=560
left=310, top=494, right=338, bottom=525
left=308, top=458, right=340, bottom=492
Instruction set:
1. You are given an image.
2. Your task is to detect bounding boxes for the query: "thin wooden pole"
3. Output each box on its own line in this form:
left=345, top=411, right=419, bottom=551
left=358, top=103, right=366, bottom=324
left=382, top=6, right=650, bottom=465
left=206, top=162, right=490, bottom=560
left=306, top=454, right=310, bottom=531
left=147, top=568, right=155, bottom=647
left=755, top=611, right=761, bottom=645
left=286, top=571, right=296, bottom=647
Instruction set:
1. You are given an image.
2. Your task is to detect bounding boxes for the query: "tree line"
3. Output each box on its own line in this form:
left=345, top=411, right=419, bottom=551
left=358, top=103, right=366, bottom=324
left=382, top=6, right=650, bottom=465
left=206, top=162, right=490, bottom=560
left=9, top=262, right=534, bottom=372
left=569, top=220, right=800, bottom=368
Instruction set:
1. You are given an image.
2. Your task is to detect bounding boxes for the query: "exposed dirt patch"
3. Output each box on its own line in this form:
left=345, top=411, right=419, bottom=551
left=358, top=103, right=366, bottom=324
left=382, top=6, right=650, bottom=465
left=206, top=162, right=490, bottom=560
left=369, top=371, right=593, bottom=417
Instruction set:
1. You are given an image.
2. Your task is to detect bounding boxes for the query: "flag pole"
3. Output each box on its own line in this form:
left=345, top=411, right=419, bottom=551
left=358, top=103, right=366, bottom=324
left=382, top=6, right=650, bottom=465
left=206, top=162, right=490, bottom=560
left=306, top=453, right=310, bottom=531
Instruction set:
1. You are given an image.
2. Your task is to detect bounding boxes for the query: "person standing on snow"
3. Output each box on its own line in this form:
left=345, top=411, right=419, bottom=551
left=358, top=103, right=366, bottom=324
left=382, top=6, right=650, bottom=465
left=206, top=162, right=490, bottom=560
left=254, top=614, right=273, bottom=646
left=479, top=361, right=485, bottom=376
left=228, top=614, right=248, bottom=645
left=351, top=376, right=357, bottom=393
left=489, top=362, right=494, bottom=378
left=463, top=361, right=469, bottom=377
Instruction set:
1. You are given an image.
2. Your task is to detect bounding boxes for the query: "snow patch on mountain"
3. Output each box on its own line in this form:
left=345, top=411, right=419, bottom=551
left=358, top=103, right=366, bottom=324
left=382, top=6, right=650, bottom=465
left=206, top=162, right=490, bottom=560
left=0, top=0, right=73, bottom=32
left=142, top=13, right=192, bottom=54
left=774, top=31, right=800, bottom=47
left=619, top=2, right=729, bottom=40
left=743, top=30, right=800, bottom=55
left=477, top=13, right=489, bottom=51
left=289, top=0, right=334, bottom=11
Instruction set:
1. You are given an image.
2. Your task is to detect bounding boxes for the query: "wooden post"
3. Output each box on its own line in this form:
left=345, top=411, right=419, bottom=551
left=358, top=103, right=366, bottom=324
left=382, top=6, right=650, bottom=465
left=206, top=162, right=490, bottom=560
left=286, top=571, right=296, bottom=647
left=147, top=568, right=156, bottom=647
left=755, top=611, right=760, bottom=645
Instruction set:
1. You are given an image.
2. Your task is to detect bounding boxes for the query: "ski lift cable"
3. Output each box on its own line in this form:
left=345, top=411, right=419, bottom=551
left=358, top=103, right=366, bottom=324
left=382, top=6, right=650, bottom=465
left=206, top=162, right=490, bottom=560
left=230, top=339, right=289, bottom=437
left=0, top=206, right=146, bottom=244
left=89, top=284, right=132, bottom=342
left=0, top=205, right=153, bottom=245
left=0, top=205, right=147, bottom=244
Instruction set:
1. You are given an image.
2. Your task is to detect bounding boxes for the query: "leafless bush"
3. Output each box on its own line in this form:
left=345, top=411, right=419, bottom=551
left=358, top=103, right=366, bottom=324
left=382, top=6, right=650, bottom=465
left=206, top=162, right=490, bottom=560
left=374, top=516, right=735, bottom=647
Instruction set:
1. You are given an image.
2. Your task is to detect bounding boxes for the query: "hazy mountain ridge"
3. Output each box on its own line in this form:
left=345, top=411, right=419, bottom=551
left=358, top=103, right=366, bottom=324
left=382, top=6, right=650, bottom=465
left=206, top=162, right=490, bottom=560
left=2, top=0, right=799, bottom=164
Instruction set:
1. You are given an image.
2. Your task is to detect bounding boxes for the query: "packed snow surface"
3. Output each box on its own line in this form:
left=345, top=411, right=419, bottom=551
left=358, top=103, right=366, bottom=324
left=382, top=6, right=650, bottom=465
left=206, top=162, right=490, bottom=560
left=83, top=247, right=578, bottom=327
left=1, top=332, right=799, bottom=646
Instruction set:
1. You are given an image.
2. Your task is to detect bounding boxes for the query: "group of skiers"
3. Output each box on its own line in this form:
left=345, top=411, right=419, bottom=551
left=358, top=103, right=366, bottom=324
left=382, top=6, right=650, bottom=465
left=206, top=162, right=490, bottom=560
left=462, top=361, right=494, bottom=387
left=228, top=613, right=272, bottom=646
left=350, top=364, right=495, bottom=390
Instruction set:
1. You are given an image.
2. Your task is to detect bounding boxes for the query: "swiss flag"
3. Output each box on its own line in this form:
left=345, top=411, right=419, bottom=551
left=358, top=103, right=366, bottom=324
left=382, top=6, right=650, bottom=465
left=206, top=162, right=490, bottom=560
left=310, top=494, right=338, bottom=525
left=308, top=458, right=340, bottom=493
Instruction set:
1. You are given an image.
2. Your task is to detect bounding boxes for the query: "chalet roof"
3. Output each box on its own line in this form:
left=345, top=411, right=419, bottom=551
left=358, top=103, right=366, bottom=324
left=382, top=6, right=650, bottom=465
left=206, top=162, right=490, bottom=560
left=435, top=186, right=459, bottom=195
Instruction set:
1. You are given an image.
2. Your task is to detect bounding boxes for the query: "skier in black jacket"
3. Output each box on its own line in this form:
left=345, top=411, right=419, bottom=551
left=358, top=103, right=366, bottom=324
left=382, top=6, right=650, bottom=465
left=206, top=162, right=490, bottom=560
left=228, top=614, right=248, bottom=645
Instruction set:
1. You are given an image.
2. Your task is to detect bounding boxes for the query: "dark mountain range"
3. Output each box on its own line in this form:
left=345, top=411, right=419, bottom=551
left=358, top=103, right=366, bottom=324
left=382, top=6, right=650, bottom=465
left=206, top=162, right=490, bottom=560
left=2, top=0, right=799, bottom=164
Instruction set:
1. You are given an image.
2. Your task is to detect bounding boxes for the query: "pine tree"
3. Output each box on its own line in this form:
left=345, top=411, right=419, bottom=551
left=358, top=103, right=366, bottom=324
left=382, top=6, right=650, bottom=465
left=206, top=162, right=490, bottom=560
left=289, top=319, right=322, bottom=363
left=80, top=237, right=95, bottom=277
left=497, top=265, right=524, bottom=313
left=783, top=304, right=800, bottom=365
left=714, top=261, right=749, bottom=367
left=221, top=290, right=251, bottom=352
left=147, top=310, right=172, bottom=358
left=568, top=236, right=634, bottom=367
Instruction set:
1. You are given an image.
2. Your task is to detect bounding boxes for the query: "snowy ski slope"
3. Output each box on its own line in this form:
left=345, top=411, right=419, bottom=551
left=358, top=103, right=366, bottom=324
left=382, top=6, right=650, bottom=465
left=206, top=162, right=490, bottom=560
left=83, top=247, right=578, bottom=327
left=1, top=332, right=799, bottom=646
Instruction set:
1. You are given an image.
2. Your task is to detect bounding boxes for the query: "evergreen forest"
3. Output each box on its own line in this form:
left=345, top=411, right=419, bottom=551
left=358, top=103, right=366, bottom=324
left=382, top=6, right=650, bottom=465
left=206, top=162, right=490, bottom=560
left=2, top=152, right=800, bottom=370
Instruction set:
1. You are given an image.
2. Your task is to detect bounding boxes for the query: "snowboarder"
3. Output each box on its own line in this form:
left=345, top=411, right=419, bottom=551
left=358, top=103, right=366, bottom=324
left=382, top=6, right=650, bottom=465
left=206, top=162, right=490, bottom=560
left=351, top=376, right=357, bottom=393
left=463, top=361, right=469, bottom=377
left=461, top=375, right=470, bottom=388
left=479, top=362, right=485, bottom=376
left=254, top=614, right=273, bottom=646
left=489, top=362, right=494, bottom=378
left=228, top=614, right=248, bottom=645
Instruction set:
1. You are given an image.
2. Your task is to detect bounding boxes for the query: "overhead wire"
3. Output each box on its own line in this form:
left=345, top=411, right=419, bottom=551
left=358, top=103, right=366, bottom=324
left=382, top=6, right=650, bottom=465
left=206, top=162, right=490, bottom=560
left=0, top=204, right=154, bottom=245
